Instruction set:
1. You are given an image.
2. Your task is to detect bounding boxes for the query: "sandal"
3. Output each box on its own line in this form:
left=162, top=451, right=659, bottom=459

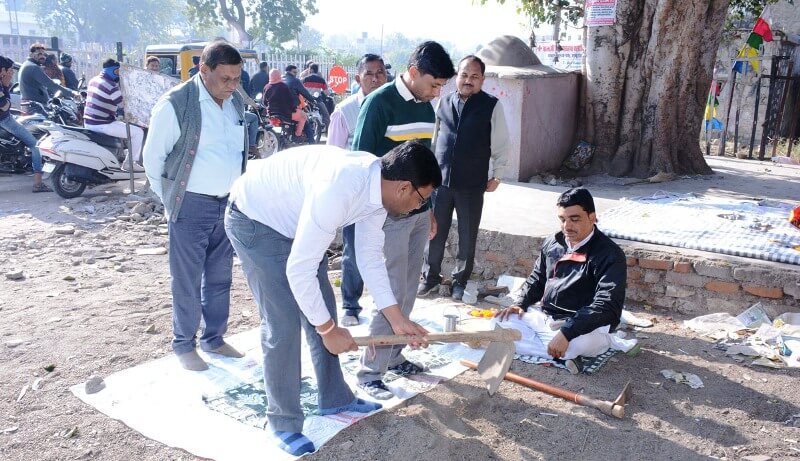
left=388, top=360, right=425, bottom=376
left=32, top=183, right=53, bottom=193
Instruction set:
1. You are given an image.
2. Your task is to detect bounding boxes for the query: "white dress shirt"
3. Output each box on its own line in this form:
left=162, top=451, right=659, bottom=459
left=229, top=145, right=397, bottom=326
left=143, top=77, right=245, bottom=200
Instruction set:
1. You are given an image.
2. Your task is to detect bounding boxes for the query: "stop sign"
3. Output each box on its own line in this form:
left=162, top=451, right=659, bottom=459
left=327, top=65, right=349, bottom=95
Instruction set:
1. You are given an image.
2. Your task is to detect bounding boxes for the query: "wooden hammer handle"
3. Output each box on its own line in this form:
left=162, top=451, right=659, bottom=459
left=353, top=329, right=521, bottom=347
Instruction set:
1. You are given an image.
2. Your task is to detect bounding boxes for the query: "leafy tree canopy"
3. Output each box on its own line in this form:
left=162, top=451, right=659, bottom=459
left=185, top=0, right=317, bottom=47
left=30, top=0, right=182, bottom=46
left=485, top=0, right=790, bottom=30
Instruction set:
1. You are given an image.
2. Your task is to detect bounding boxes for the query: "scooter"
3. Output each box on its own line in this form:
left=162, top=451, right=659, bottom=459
left=0, top=98, right=75, bottom=173
left=37, top=122, right=145, bottom=198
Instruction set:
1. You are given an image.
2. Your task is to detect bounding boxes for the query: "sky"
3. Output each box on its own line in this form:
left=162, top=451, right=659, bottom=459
left=304, top=0, right=530, bottom=50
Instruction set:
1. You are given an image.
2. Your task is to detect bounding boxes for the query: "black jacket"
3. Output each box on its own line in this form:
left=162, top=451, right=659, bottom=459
left=514, top=228, right=626, bottom=341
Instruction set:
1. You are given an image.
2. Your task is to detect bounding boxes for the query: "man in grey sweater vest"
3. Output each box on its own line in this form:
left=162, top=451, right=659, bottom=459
left=143, top=40, right=248, bottom=371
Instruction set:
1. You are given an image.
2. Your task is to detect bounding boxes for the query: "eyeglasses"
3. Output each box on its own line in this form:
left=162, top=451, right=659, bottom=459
left=413, top=185, right=430, bottom=209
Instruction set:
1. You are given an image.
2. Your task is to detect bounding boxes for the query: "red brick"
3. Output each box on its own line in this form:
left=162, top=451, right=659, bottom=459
left=626, top=257, right=638, bottom=267
left=639, top=259, right=673, bottom=271
left=627, top=270, right=642, bottom=282
left=673, top=262, right=693, bottom=274
left=705, top=281, right=740, bottom=294
left=743, top=285, right=784, bottom=299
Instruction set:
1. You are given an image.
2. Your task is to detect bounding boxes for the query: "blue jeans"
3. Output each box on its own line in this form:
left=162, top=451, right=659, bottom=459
left=244, top=111, right=258, bottom=147
left=224, top=204, right=354, bottom=432
left=0, top=115, right=42, bottom=173
left=340, top=224, right=363, bottom=314
left=168, top=192, right=233, bottom=355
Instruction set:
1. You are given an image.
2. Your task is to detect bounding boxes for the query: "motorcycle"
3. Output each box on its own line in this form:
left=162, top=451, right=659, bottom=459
left=0, top=96, right=82, bottom=173
left=37, top=122, right=144, bottom=198
left=303, top=95, right=325, bottom=144
left=246, top=103, right=279, bottom=159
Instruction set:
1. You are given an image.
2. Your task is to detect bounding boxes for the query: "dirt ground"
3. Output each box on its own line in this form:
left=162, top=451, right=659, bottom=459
left=1, top=173, right=799, bottom=461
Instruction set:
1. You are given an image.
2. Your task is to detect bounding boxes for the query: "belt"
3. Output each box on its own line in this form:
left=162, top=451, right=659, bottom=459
left=190, top=191, right=229, bottom=200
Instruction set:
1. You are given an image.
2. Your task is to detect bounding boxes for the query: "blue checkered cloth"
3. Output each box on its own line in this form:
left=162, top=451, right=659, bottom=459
left=599, top=194, right=800, bottom=266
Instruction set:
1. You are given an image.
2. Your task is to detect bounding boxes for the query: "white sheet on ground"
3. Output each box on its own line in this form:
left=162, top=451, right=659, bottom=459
left=69, top=297, right=484, bottom=461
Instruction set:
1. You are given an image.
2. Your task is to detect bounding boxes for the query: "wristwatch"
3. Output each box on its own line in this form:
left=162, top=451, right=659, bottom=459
left=491, top=177, right=501, bottom=183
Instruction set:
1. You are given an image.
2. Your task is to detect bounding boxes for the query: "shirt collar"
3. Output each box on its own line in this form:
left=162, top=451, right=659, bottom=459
left=395, top=74, right=419, bottom=102
left=356, top=89, right=367, bottom=105
left=197, top=76, right=214, bottom=102
left=567, top=228, right=595, bottom=253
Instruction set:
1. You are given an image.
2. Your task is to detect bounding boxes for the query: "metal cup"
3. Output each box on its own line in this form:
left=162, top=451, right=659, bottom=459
left=444, top=314, right=458, bottom=332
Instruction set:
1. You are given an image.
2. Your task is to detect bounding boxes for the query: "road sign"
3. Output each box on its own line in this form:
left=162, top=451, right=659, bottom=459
left=328, top=65, right=349, bottom=95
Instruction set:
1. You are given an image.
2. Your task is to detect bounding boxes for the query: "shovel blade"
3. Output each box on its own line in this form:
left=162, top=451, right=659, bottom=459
left=476, top=326, right=516, bottom=395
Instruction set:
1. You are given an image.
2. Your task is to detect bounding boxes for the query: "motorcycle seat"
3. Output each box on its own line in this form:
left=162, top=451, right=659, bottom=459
left=268, top=112, right=295, bottom=127
left=69, top=127, right=127, bottom=149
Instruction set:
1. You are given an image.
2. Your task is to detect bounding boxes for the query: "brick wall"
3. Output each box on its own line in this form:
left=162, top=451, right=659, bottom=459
left=437, top=227, right=800, bottom=317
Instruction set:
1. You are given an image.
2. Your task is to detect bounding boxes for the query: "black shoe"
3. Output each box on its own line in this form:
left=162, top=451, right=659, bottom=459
left=451, top=283, right=465, bottom=301
left=417, top=280, right=440, bottom=296
left=358, top=380, right=394, bottom=400
left=388, top=360, right=425, bottom=376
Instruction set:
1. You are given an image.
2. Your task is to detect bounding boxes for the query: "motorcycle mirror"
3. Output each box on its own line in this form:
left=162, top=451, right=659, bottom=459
left=51, top=97, right=62, bottom=106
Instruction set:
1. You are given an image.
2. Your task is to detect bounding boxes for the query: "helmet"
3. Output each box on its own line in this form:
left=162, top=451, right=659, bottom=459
left=60, top=53, right=72, bottom=65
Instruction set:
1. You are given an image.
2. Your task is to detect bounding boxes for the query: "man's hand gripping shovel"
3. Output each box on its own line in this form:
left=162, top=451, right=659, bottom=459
left=352, top=324, right=521, bottom=395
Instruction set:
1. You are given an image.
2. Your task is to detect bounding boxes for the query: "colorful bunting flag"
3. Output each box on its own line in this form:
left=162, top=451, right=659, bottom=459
left=704, top=81, right=723, bottom=131
left=732, top=44, right=760, bottom=74
left=732, top=8, right=774, bottom=74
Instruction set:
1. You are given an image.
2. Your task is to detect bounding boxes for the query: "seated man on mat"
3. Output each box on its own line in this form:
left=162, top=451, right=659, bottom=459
left=494, top=187, right=636, bottom=374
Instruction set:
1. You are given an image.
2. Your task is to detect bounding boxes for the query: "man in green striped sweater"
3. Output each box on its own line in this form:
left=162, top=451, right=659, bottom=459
left=352, top=41, right=456, bottom=400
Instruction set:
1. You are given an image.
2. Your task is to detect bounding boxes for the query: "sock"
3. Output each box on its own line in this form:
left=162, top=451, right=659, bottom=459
left=272, top=431, right=315, bottom=456
left=318, top=397, right=383, bottom=416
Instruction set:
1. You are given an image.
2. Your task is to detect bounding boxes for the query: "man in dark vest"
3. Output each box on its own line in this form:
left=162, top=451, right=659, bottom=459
left=142, top=40, right=249, bottom=371
left=419, top=55, right=510, bottom=300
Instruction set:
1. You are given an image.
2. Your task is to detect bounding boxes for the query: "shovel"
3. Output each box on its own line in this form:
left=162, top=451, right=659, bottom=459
left=353, top=324, right=520, bottom=395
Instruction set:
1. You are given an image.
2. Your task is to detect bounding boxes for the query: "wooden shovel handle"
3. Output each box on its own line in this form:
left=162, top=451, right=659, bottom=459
left=353, top=328, right=521, bottom=347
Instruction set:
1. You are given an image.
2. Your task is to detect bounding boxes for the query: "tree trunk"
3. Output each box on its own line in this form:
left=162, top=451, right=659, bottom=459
left=218, top=0, right=251, bottom=45
left=584, top=0, right=728, bottom=178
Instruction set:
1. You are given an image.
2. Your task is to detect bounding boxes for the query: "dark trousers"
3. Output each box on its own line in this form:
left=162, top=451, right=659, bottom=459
left=425, top=186, right=484, bottom=287
left=340, top=224, right=364, bottom=313
left=168, top=192, right=233, bottom=355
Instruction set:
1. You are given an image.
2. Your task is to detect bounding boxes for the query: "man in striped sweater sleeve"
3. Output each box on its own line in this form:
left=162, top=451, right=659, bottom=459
left=84, top=59, right=145, bottom=172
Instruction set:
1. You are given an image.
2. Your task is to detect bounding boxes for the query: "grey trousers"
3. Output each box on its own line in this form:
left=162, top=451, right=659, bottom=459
left=224, top=205, right=354, bottom=432
left=357, top=211, right=430, bottom=384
